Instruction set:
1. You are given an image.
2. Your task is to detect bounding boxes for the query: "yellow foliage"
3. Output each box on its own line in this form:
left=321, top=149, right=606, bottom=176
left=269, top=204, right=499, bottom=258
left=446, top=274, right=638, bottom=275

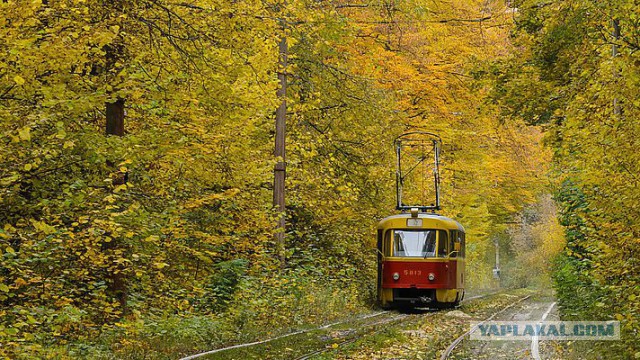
left=0, top=0, right=553, bottom=357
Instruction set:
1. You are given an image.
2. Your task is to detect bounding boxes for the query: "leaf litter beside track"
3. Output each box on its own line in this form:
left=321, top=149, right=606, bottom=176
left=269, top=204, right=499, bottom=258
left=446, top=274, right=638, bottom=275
left=198, top=311, right=402, bottom=360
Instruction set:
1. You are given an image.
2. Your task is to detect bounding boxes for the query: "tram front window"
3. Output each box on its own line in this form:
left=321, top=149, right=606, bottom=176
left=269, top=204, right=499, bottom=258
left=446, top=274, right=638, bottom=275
left=393, top=230, right=436, bottom=257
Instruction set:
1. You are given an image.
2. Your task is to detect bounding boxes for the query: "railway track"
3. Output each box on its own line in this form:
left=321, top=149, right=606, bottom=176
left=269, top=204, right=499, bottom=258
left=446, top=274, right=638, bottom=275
left=439, top=294, right=532, bottom=360
left=178, top=311, right=392, bottom=360
left=293, top=292, right=498, bottom=360
left=178, top=291, right=505, bottom=360
left=437, top=294, right=565, bottom=360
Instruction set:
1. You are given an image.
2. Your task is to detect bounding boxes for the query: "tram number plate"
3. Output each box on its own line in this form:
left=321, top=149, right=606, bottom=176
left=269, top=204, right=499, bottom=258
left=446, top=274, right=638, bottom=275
left=407, top=219, right=423, bottom=227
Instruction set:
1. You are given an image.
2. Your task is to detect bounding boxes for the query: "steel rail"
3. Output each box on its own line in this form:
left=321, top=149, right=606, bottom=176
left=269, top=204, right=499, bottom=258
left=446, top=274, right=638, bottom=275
left=440, top=295, right=532, bottom=360
left=177, top=311, right=390, bottom=360
left=293, top=313, right=414, bottom=360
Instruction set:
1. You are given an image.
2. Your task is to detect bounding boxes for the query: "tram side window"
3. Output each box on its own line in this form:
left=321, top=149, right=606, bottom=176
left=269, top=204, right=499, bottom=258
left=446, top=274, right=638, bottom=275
left=460, top=232, right=466, bottom=258
left=437, top=230, right=448, bottom=257
left=449, top=230, right=457, bottom=258
left=384, top=230, right=391, bottom=256
left=394, top=232, right=405, bottom=256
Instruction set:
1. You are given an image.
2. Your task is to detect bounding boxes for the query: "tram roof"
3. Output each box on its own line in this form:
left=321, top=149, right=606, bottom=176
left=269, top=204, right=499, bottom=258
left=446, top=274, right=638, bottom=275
left=377, top=213, right=465, bottom=232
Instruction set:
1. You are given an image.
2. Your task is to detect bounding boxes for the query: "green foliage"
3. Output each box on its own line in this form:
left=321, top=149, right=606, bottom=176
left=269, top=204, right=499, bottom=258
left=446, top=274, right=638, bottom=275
left=201, top=259, right=249, bottom=312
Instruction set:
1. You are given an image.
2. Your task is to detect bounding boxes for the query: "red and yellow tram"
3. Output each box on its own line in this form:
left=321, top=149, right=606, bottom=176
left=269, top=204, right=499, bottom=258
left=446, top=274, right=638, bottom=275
left=377, top=132, right=465, bottom=308
left=376, top=208, right=466, bottom=308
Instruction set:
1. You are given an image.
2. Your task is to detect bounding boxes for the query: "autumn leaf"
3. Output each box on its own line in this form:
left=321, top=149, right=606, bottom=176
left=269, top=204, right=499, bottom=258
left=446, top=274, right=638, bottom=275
left=18, top=127, right=31, bottom=141
left=13, top=75, right=25, bottom=85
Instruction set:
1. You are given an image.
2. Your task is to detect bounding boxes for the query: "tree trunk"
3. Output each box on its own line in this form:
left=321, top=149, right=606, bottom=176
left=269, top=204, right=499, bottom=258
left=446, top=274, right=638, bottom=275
left=106, top=99, right=125, bottom=136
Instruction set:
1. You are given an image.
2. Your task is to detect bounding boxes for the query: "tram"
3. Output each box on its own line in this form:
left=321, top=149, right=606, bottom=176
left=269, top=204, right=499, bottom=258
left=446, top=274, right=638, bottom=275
left=376, top=133, right=465, bottom=309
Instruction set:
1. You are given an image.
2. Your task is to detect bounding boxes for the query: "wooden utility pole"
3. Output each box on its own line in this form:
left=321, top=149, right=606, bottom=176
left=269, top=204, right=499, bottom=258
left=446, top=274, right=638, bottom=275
left=493, top=238, right=500, bottom=281
left=612, top=18, right=621, bottom=116
left=274, top=27, right=287, bottom=264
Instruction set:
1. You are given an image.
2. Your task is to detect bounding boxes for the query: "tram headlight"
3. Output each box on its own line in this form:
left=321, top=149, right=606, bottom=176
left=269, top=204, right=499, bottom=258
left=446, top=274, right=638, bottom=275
left=428, top=273, right=435, bottom=281
left=393, top=272, right=400, bottom=281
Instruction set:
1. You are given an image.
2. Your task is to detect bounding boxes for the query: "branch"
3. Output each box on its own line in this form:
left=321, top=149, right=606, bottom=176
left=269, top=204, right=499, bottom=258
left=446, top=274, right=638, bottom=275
left=432, top=16, right=492, bottom=23
left=175, top=2, right=205, bottom=10
left=353, top=16, right=493, bottom=25
left=335, top=4, right=370, bottom=9
left=0, top=84, right=16, bottom=99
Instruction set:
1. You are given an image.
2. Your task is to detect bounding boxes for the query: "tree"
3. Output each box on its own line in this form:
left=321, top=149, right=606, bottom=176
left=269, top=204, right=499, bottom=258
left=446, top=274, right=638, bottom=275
left=488, top=0, right=640, bottom=356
